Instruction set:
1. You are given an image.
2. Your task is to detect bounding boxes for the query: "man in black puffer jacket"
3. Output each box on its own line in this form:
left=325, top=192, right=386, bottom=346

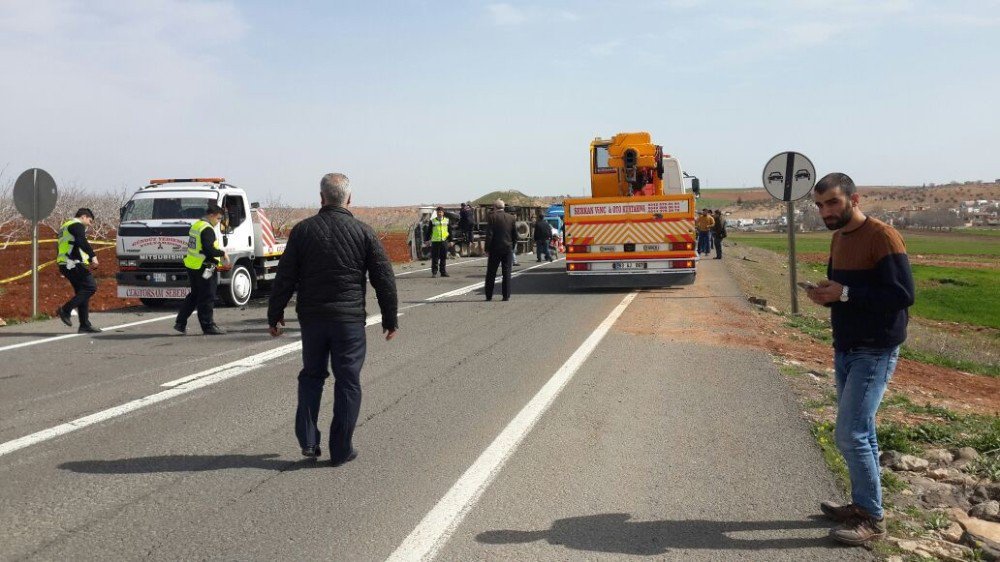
left=268, top=172, right=398, bottom=466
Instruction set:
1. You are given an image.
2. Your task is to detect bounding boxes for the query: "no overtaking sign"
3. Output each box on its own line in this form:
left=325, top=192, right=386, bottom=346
left=762, top=152, right=816, bottom=202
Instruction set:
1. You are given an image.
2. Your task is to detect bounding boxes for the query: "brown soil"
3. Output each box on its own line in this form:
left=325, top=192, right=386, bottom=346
left=798, top=251, right=1000, bottom=270
left=0, top=232, right=412, bottom=322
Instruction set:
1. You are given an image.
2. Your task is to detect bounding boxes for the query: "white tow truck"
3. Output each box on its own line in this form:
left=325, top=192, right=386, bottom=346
left=116, top=178, right=285, bottom=307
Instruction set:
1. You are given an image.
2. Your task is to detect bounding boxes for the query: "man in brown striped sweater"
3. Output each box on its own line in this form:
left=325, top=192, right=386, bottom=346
left=805, top=172, right=914, bottom=547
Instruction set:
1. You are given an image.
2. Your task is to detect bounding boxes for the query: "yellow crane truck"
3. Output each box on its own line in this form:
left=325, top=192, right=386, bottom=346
left=564, top=132, right=699, bottom=288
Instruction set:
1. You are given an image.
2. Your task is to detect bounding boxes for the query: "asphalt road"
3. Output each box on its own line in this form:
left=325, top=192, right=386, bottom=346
left=0, top=256, right=869, bottom=561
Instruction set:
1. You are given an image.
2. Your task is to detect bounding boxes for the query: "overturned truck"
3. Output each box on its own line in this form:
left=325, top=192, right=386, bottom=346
left=407, top=202, right=544, bottom=260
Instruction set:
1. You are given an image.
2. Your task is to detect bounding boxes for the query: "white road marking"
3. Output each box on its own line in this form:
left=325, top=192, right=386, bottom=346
left=0, top=314, right=176, bottom=353
left=0, top=259, right=564, bottom=457
left=396, top=257, right=487, bottom=276
left=385, top=290, right=637, bottom=562
left=426, top=258, right=562, bottom=301
left=159, top=313, right=404, bottom=388
left=0, top=258, right=492, bottom=354
left=0, top=314, right=378, bottom=458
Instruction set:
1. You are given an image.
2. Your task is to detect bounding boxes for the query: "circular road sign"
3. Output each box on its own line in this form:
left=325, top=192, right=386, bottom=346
left=13, top=168, right=58, bottom=222
left=762, top=152, right=816, bottom=202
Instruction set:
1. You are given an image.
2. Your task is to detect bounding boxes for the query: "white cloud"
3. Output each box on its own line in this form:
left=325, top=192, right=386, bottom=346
left=487, top=3, right=528, bottom=25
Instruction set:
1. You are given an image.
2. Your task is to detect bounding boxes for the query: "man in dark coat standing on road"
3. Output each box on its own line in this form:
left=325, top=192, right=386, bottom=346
left=483, top=199, right=518, bottom=301
left=268, top=172, right=398, bottom=466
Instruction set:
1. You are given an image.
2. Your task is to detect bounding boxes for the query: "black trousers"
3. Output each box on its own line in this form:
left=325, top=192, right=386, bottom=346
left=485, top=249, right=513, bottom=300
left=430, top=241, right=448, bottom=274
left=296, top=320, right=367, bottom=460
left=714, top=234, right=723, bottom=258
left=175, top=268, right=217, bottom=329
left=59, top=265, right=96, bottom=326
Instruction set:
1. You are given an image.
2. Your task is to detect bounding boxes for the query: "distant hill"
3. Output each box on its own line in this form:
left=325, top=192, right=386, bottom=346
left=472, top=190, right=547, bottom=207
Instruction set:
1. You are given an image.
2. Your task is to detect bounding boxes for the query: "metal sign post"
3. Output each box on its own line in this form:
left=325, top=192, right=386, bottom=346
left=13, top=168, right=59, bottom=318
left=762, top=152, right=816, bottom=315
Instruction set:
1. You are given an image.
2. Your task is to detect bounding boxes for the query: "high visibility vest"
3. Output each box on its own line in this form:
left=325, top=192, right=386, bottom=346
left=183, top=220, right=218, bottom=270
left=56, top=218, right=89, bottom=266
left=430, top=217, right=449, bottom=242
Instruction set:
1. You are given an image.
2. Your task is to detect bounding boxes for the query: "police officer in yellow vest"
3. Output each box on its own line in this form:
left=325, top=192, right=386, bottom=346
left=55, top=208, right=101, bottom=333
left=426, top=206, right=450, bottom=277
left=174, top=203, right=229, bottom=335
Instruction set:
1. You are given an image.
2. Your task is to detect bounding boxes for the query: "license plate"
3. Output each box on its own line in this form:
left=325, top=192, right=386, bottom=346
left=612, top=262, right=647, bottom=270
left=153, top=273, right=167, bottom=283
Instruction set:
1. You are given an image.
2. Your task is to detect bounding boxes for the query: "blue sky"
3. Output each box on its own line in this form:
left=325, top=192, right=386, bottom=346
left=1, top=0, right=998, bottom=206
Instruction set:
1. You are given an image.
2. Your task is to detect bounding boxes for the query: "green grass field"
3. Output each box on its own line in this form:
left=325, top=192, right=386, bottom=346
left=731, top=231, right=999, bottom=330
left=909, top=265, right=999, bottom=329
left=732, top=231, right=1000, bottom=257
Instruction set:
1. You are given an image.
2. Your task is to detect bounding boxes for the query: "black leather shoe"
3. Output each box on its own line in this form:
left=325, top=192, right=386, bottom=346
left=78, top=325, right=102, bottom=333
left=56, top=307, right=72, bottom=327
left=301, top=446, right=322, bottom=458
left=502, top=297, right=510, bottom=301
left=173, top=323, right=186, bottom=334
left=440, top=272, right=449, bottom=277
left=202, top=324, right=227, bottom=335
left=485, top=296, right=492, bottom=301
left=331, top=449, right=358, bottom=467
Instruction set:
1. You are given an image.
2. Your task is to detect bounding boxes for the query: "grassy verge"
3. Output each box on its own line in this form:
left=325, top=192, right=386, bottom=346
left=900, top=346, right=1000, bottom=378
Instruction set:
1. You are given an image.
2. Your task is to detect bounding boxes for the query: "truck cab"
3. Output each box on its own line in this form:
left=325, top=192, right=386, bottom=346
left=116, top=178, right=283, bottom=307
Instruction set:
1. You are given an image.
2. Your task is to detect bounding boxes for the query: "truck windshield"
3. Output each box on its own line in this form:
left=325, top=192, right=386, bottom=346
left=121, top=197, right=214, bottom=221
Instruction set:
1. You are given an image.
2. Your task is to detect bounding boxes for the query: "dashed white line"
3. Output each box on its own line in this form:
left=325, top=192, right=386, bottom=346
left=0, top=314, right=176, bottom=352
left=385, top=290, right=637, bottom=562
left=0, top=260, right=562, bottom=458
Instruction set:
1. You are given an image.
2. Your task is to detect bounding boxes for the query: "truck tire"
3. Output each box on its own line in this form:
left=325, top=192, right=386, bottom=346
left=139, top=298, right=167, bottom=308
left=515, top=221, right=530, bottom=239
left=221, top=264, right=253, bottom=307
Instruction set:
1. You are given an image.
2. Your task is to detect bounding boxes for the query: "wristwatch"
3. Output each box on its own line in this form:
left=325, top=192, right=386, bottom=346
left=839, top=285, right=850, bottom=302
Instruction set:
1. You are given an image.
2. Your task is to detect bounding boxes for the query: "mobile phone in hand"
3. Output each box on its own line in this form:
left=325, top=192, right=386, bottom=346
left=797, top=281, right=818, bottom=290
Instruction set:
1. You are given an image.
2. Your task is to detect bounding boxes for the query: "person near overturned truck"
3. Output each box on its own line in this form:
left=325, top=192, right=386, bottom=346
left=459, top=202, right=475, bottom=254
left=174, top=203, right=229, bottom=335
left=54, top=208, right=102, bottom=333
left=805, top=172, right=914, bottom=547
left=267, top=172, right=398, bottom=466
left=483, top=199, right=518, bottom=301
left=533, top=213, right=553, bottom=262
left=712, top=209, right=726, bottom=259
left=426, top=206, right=450, bottom=277
left=695, top=209, right=715, bottom=256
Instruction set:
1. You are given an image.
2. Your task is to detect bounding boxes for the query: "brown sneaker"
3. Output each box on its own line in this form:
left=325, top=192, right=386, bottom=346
left=830, top=511, right=886, bottom=546
left=820, top=501, right=859, bottom=522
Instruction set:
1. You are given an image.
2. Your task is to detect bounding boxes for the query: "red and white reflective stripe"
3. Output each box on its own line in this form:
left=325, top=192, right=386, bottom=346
left=566, top=219, right=695, bottom=244
left=257, top=209, right=278, bottom=249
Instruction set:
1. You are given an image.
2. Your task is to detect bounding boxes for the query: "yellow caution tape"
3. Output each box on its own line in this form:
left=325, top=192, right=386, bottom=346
left=0, top=239, right=115, bottom=247
left=0, top=246, right=117, bottom=285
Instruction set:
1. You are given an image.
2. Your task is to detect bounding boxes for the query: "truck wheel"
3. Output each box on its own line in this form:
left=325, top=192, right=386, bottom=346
left=140, top=298, right=167, bottom=308
left=222, top=264, right=253, bottom=307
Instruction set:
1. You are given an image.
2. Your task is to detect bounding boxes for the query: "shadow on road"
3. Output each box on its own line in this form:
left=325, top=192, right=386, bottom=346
left=476, top=512, right=838, bottom=555
left=58, top=454, right=327, bottom=474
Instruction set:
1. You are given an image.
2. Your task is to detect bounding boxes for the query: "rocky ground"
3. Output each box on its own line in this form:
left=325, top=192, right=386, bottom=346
left=722, top=242, right=1000, bottom=561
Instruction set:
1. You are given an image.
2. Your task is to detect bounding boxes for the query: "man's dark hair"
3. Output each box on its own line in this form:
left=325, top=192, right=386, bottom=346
left=75, top=208, right=94, bottom=219
left=436, top=206, right=444, bottom=212
left=815, top=173, right=856, bottom=196
left=205, top=202, right=224, bottom=215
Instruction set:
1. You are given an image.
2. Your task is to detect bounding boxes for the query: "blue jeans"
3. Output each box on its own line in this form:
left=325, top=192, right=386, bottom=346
left=296, top=320, right=367, bottom=461
left=697, top=231, right=712, bottom=254
left=834, top=346, right=899, bottom=520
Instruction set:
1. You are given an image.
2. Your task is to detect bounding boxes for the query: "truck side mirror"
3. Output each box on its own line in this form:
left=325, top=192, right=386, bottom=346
left=250, top=202, right=260, bottom=209
left=223, top=235, right=229, bottom=247
left=691, top=178, right=701, bottom=198
left=119, top=206, right=126, bottom=219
